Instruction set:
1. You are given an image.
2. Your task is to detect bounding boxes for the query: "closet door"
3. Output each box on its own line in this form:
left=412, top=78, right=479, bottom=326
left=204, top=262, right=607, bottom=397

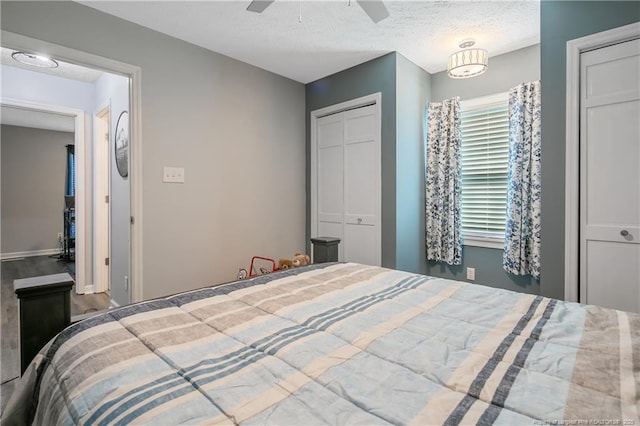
left=343, top=105, right=379, bottom=265
left=317, top=113, right=345, bottom=261
left=580, top=38, right=640, bottom=312
left=313, top=102, right=381, bottom=266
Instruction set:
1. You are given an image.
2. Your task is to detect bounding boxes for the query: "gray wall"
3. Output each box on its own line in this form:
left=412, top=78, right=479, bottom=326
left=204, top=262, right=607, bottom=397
left=426, top=44, right=541, bottom=293
left=1, top=125, right=72, bottom=255
left=1, top=1, right=306, bottom=300
left=395, top=53, right=431, bottom=273
left=539, top=1, right=640, bottom=300
left=1, top=63, right=96, bottom=284
left=306, top=53, right=397, bottom=268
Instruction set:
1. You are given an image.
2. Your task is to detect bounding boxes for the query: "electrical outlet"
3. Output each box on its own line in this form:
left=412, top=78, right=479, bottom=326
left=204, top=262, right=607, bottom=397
left=57, top=232, right=63, bottom=240
left=466, top=267, right=476, bottom=281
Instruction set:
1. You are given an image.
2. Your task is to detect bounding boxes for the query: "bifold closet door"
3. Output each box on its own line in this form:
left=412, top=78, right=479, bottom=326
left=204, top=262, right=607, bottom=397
left=580, top=38, right=640, bottom=313
left=315, top=104, right=380, bottom=265
left=317, top=113, right=345, bottom=261
left=343, top=105, right=379, bottom=265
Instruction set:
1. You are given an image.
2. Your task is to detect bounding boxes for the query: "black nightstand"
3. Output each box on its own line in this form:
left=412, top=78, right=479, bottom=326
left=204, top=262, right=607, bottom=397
left=14, top=273, right=73, bottom=374
left=311, top=237, right=341, bottom=263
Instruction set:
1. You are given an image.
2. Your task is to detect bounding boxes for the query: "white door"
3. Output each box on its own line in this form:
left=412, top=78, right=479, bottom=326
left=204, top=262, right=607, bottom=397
left=94, top=106, right=111, bottom=293
left=580, top=38, right=640, bottom=312
left=343, top=106, right=379, bottom=264
left=317, top=113, right=345, bottom=260
left=313, top=103, right=380, bottom=265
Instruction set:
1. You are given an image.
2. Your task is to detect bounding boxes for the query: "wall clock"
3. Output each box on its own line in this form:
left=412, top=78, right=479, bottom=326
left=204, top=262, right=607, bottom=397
left=115, top=111, right=129, bottom=178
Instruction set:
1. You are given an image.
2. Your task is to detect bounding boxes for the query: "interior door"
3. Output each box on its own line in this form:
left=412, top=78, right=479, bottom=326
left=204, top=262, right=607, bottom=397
left=95, top=106, right=110, bottom=293
left=580, top=38, right=640, bottom=313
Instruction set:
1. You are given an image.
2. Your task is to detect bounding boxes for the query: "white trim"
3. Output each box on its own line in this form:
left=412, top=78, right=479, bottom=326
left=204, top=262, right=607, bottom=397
left=2, top=30, right=144, bottom=303
left=460, top=92, right=509, bottom=111
left=564, top=22, right=640, bottom=303
left=1, top=249, right=60, bottom=260
left=310, top=93, right=382, bottom=266
left=130, top=66, right=144, bottom=303
left=463, top=236, right=504, bottom=250
left=0, top=97, right=88, bottom=293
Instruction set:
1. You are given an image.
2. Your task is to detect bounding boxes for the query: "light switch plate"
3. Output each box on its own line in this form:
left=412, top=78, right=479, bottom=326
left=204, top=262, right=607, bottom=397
left=163, top=166, right=185, bottom=183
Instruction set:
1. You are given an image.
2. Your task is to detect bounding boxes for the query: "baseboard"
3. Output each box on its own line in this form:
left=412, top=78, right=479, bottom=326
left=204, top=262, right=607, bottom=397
left=79, top=285, right=95, bottom=295
left=1, top=248, right=60, bottom=260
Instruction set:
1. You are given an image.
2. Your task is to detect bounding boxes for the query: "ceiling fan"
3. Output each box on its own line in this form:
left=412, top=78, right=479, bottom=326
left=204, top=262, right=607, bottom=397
left=246, top=0, right=390, bottom=24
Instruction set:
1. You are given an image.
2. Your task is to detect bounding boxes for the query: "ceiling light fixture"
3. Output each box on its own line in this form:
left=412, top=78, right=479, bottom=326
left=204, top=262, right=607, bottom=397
left=447, top=39, right=488, bottom=79
left=11, top=51, right=59, bottom=68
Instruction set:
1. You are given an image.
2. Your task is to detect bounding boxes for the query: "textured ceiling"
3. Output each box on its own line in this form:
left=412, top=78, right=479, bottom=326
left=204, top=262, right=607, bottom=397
left=1, top=47, right=103, bottom=83
left=80, top=0, right=540, bottom=84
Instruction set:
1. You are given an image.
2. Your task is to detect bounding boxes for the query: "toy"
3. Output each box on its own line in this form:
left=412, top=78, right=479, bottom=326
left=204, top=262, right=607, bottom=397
left=278, top=258, right=293, bottom=270
left=292, top=252, right=310, bottom=267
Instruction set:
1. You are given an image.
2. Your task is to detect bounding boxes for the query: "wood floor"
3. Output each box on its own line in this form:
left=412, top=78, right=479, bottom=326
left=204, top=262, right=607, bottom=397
left=0, top=256, right=111, bottom=415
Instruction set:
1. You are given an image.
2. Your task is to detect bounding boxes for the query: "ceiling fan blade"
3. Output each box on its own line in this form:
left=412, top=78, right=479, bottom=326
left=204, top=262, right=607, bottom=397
left=247, top=0, right=274, bottom=13
left=356, top=0, right=389, bottom=23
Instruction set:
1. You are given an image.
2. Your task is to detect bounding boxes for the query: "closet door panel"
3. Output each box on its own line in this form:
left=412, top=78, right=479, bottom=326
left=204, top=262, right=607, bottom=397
left=317, top=114, right=344, bottom=226
left=344, top=106, right=379, bottom=265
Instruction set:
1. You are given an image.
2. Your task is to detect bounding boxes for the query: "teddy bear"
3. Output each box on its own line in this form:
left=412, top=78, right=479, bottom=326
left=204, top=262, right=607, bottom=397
left=278, top=258, right=293, bottom=270
left=292, top=252, right=310, bottom=267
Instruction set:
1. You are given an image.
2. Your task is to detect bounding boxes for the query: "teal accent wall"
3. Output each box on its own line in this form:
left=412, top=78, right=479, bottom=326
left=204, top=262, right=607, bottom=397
left=427, top=45, right=541, bottom=294
left=540, top=1, right=640, bottom=300
left=395, top=54, right=431, bottom=274
left=305, top=53, right=398, bottom=268
left=306, top=47, right=543, bottom=295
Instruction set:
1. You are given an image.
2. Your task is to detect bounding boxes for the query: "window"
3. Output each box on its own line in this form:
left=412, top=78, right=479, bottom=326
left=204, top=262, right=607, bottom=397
left=459, top=93, right=509, bottom=249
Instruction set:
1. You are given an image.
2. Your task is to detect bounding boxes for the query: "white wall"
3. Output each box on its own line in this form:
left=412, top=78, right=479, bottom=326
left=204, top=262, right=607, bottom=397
left=1, top=1, right=306, bottom=300
left=0, top=64, right=95, bottom=110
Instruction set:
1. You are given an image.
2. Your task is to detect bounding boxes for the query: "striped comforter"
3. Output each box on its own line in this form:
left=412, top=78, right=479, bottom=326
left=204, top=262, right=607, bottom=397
left=19, top=263, right=640, bottom=424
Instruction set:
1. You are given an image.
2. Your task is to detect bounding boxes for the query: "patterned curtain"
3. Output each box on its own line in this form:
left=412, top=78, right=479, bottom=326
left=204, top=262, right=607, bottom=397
left=425, top=97, right=462, bottom=265
left=503, top=81, right=542, bottom=279
left=65, top=144, right=76, bottom=239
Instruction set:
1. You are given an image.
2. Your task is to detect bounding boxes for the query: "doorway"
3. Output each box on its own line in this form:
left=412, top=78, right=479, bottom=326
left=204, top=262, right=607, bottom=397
left=565, top=23, right=640, bottom=312
left=0, top=100, right=87, bottom=288
left=1, top=33, right=138, bottom=306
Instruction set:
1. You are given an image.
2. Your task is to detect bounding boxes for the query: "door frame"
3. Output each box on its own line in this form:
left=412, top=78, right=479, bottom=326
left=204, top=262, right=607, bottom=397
left=1, top=30, right=144, bottom=303
left=310, top=92, right=382, bottom=266
left=0, top=97, right=88, bottom=291
left=94, top=100, right=111, bottom=294
left=564, top=22, right=640, bottom=302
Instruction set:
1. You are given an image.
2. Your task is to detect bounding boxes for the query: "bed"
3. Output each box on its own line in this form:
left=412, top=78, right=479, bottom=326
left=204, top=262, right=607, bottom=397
left=4, top=262, right=639, bottom=425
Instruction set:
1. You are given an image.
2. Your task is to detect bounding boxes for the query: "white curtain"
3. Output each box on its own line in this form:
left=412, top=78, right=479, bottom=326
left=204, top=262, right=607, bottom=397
left=425, top=97, right=462, bottom=265
left=503, top=81, right=542, bottom=279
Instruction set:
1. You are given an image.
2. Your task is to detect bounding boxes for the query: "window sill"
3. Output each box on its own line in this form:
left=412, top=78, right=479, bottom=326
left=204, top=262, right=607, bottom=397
left=463, top=236, right=504, bottom=250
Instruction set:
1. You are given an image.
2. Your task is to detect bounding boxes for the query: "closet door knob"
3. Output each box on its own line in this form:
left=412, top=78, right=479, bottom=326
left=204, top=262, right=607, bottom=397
left=620, top=229, right=629, bottom=237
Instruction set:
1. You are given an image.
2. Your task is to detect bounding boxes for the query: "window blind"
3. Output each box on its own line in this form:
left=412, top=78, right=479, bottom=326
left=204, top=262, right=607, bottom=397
left=460, top=102, right=509, bottom=240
